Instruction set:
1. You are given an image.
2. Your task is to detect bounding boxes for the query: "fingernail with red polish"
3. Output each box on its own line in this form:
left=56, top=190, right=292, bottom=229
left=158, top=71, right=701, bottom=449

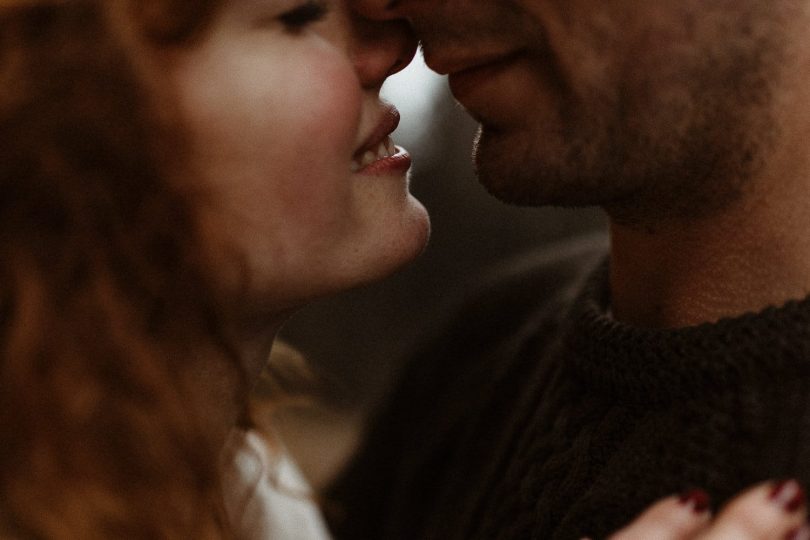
left=679, top=489, right=711, bottom=513
left=785, top=524, right=810, bottom=540
left=770, top=480, right=806, bottom=513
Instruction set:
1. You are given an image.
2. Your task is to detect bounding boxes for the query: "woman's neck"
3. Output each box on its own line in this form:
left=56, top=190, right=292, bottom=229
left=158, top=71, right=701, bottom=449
left=185, top=313, right=288, bottom=449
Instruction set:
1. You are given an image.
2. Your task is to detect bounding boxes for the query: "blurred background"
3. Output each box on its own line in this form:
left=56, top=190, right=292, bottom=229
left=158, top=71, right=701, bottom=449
left=262, top=51, right=606, bottom=488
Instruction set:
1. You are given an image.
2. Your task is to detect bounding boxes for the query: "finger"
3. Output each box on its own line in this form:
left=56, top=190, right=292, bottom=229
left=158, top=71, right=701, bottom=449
left=607, top=490, right=712, bottom=540
left=698, top=480, right=808, bottom=540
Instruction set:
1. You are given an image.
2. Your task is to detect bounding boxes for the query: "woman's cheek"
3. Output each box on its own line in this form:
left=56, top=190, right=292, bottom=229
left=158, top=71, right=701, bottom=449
left=296, top=50, right=362, bottom=161
left=273, top=52, right=363, bottom=219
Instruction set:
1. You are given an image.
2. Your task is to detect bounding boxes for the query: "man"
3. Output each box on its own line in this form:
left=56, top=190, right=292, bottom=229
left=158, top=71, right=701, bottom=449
left=328, top=1, right=810, bottom=538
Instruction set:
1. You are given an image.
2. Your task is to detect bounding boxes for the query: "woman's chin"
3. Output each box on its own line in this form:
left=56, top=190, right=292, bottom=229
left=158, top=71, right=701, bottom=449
left=229, top=201, right=430, bottom=315
left=378, top=204, right=431, bottom=278
left=327, top=211, right=431, bottom=297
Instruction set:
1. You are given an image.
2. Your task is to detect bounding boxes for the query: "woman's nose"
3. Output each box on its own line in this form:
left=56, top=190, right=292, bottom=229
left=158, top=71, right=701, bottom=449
left=350, top=9, right=417, bottom=89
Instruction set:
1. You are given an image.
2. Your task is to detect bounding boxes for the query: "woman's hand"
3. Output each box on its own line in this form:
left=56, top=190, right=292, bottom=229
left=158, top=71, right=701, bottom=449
left=600, top=481, right=809, bottom=540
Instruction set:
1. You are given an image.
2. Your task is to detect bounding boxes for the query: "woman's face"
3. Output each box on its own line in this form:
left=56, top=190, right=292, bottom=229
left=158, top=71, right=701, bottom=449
left=167, top=0, right=428, bottom=310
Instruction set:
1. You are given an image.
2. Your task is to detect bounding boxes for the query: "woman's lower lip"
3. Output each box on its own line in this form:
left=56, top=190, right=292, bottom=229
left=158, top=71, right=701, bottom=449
left=355, top=147, right=412, bottom=176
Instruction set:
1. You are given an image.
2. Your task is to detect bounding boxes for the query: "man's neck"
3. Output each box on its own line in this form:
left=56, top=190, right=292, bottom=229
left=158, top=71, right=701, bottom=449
left=606, top=34, right=810, bottom=329
left=608, top=176, right=810, bottom=329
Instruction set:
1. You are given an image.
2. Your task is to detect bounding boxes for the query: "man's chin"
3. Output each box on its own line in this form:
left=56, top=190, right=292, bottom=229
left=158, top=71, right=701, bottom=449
left=472, top=125, right=617, bottom=209
left=473, top=126, right=566, bottom=207
left=473, top=125, right=534, bottom=204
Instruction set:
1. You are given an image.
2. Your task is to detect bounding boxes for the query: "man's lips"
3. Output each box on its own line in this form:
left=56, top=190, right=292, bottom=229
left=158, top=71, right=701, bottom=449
left=423, top=49, right=520, bottom=77
left=420, top=47, right=526, bottom=104
left=445, top=51, right=525, bottom=104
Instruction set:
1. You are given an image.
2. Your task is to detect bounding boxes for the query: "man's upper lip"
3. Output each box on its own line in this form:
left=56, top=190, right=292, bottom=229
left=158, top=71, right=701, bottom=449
left=355, top=105, right=400, bottom=159
left=423, top=49, right=520, bottom=76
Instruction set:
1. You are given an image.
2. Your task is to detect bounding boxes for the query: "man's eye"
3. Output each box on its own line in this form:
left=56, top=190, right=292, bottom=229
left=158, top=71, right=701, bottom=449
left=278, top=1, right=329, bottom=31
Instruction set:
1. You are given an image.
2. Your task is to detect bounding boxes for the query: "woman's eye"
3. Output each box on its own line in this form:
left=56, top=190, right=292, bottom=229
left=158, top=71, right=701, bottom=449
left=278, top=1, right=329, bottom=31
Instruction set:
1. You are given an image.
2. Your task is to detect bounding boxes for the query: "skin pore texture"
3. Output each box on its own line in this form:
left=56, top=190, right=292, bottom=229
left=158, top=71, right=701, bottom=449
left=156, top=0, right=425, bottom=445
left=355, top=0, right=810, bottom=328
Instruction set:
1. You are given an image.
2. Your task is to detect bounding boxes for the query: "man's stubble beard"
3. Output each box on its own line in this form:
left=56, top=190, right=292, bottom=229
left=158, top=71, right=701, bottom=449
left=472, top=8, right=785, bottom=231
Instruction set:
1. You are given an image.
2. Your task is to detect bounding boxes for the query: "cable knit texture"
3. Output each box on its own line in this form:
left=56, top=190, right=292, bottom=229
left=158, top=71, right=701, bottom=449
left=327, top=235, right=810, bottom=539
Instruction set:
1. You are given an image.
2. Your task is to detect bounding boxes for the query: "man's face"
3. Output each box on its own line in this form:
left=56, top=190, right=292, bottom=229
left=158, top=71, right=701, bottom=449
left=357, top=0, right=798, bottom=224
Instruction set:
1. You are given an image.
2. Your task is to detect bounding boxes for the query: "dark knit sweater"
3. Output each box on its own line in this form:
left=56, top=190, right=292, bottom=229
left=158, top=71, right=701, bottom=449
left=326, top=234, right=810, bottom=539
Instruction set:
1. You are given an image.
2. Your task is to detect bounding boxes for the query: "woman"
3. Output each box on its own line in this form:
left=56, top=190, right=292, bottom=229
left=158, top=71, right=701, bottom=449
left=0, top=0, right=804, bottom=538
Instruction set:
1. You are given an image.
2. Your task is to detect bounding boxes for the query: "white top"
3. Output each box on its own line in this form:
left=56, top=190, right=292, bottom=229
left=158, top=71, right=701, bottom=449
left=221, top=429, right=332, bottom=540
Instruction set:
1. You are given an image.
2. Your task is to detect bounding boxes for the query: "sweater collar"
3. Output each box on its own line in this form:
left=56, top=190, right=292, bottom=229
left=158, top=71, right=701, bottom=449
left=565, top=258, right=810, bottom=405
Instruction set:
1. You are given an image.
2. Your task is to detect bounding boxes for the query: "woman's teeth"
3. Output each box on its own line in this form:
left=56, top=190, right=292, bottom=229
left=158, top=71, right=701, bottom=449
left=351, top=137, right=397, bottom=172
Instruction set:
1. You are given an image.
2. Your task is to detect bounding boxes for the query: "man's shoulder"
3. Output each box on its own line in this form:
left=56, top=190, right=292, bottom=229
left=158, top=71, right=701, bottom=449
left=390, top=231, right=609, bottom=413
left=325, top=233, right=609, bottom=539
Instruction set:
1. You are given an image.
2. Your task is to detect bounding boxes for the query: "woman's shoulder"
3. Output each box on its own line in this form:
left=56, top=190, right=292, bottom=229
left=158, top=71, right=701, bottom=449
left=221, top=428, right=332, bottom=540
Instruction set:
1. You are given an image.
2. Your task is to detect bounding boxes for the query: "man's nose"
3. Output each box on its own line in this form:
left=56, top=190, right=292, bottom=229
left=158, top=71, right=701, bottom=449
left=350, top=10, right=418, bottom=89
left=351, top=0, right=441, bottom=21
left=351, top=0, right=404, bottom=21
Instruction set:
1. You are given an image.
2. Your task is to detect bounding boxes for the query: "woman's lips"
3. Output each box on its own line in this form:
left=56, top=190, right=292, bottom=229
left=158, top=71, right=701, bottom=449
left=354, top=106, right=400, bottom=159
left=351, top=138, right=412, bottom=175
left=352, top=104, right=412, bottom=176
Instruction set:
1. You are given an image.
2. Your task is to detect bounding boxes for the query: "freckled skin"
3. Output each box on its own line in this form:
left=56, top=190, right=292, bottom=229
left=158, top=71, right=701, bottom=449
left=167, top=1, right=429, bottom=310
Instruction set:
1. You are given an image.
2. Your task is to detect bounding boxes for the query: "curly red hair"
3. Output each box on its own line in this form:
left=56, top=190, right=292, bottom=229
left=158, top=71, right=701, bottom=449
left=0, top=1, right=249, bottom=537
